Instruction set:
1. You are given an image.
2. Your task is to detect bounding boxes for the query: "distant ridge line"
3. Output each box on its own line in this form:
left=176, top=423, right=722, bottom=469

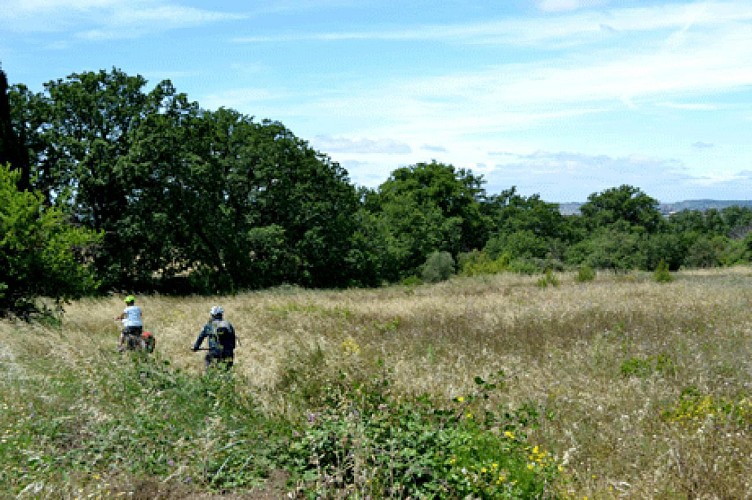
left=557, top=200, right=752, bottom=216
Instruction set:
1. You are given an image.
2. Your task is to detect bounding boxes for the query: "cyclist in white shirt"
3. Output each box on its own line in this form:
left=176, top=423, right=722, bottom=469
left=116, top=295, right=144, bottom=351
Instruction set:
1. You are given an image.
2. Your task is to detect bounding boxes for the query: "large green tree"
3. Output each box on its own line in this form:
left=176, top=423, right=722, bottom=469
left=121, top=100, right=359, bottom=291
left=483, top=187, right=569, bottom=262
left=579, top=185, right=663, bottom=233
left=9, top=69, right=150, bottom=289
left=364, top=161, right=489, bottom=278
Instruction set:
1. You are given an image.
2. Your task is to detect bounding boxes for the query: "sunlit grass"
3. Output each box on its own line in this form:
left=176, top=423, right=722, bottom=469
left=2, top=267, right=752, bottom=497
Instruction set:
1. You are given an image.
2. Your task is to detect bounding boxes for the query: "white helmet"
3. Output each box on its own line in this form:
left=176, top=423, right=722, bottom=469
left=210, top=306, right=224, bottom=317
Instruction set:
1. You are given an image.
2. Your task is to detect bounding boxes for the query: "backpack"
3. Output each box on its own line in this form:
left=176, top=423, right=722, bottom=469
left=210, top=320, right=235, bottom=351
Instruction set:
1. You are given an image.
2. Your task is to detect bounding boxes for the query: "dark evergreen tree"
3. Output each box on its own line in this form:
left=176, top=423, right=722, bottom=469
left=0, top=68, right=29, bottom=190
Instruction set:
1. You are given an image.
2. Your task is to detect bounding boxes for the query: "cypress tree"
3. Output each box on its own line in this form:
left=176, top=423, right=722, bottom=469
left=0, top=67, right=29, bottom=190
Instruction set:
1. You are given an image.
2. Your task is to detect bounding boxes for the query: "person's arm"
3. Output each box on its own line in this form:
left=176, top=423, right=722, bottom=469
left=229, top=323, right=238, bottom=348
left=192, top=325, right=208, bottom=350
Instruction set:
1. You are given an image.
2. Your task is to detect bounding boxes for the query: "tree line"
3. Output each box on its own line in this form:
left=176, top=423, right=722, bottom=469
left=2, top=67, right=752, bottom=317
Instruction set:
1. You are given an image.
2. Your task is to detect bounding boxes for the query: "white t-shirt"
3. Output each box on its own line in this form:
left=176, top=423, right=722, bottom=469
left=121, top=305, right=143, bottom=327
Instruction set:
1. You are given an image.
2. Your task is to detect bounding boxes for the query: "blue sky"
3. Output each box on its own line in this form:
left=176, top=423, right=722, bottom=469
left=1, top=0, right=751, bottom=202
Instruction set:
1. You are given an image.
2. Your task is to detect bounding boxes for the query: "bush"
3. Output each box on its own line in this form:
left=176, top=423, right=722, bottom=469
left=654, top=260, right=673, bottom=283
left=459, top=250, right=509, bottom=276
left=421, top=251, right=455, bottom=283
left=536, top=269, right=560, bottom=288
left=576, top=265, right=596, bottom=282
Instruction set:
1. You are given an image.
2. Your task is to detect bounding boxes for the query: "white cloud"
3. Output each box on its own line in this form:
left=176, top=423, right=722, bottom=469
left=422, top=145, right=448, bottom=153
left=228, top=1, right=752, bottom=131
left=233, top=1, right=752, bottom=47
left=535, top=0, right=607, bottom=13
left=474, top=150, right=752, bottom=202
left=200, top=87, right=293, bottom=112
left=312, top=136, right=412, bottom=154
left=0, top=0, right=246, bottom=37
left=658, top=101, right=719, bottom=111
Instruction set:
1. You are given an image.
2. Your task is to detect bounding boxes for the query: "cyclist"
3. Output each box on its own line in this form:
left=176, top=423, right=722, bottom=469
left=192, top=306, right=236, bottom=370
left=116, top=295, right=144, bottom=351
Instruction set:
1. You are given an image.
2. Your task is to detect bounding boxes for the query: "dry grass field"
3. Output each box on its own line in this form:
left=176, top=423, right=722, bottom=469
left=2, top=267, right=752, bottom=498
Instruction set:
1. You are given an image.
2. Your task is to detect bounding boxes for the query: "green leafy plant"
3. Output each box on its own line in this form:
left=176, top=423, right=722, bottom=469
left=663, top=387, right=752, bottom=428
left=285, top=368, right=562, bottom=498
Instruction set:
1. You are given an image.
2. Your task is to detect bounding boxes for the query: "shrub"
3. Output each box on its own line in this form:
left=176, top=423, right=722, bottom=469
left=459, top=250, right=509, bottom=276
left=576, top=265, right=596, bottom=282
left=654, top=260, right=673, bottom=283
left=421, top=251, right=455, bottom=283
left=536, top=269, right=560, bottom=288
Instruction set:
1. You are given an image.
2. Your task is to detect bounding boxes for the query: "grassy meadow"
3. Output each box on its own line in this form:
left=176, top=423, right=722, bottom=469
left=2, top=268, right=752, bottom=498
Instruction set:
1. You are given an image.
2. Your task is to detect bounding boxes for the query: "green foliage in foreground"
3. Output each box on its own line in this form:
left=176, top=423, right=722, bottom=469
left=0, top=355, right=279, bottom=496
left=288, top=370, right=560, bottom=498
left=0, top=352, right=562, bottom=498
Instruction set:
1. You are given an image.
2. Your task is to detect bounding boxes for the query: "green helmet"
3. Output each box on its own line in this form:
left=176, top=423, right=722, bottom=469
left=124, top=295, right=136, bottom=304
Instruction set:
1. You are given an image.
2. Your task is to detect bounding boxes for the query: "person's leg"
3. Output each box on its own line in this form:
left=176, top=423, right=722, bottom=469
left=223, top=356, right=234, bottom=370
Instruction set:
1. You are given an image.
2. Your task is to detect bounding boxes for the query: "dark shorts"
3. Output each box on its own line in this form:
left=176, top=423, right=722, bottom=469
left=122, top=326, right=144, bottom=350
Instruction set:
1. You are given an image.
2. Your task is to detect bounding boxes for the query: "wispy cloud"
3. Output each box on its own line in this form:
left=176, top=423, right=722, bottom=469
left=312, top=136, right=412, bottom=154
left=233, top=2, right=752, bottom=47
left=1, top=0, right=246, bottom=38
left=200, top=87, right=294, bottom=111
left=422, top=145, right=448, bottom=153
left=483, top=150, right=694, bottom=201
left=658, top=101, right=719, bottom=110
left=535, top=0, right=607, bottom=13
left=229, top=1, right=752, bottom=127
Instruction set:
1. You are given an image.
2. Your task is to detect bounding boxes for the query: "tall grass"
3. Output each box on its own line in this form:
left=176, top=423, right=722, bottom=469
left=2, top=268, right=752, bottom=497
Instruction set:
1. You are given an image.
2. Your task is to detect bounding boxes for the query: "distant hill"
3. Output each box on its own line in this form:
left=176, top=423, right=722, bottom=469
left=659, top=200, right=752, bottom=214
left=556, top=200, right=752, bottom=216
